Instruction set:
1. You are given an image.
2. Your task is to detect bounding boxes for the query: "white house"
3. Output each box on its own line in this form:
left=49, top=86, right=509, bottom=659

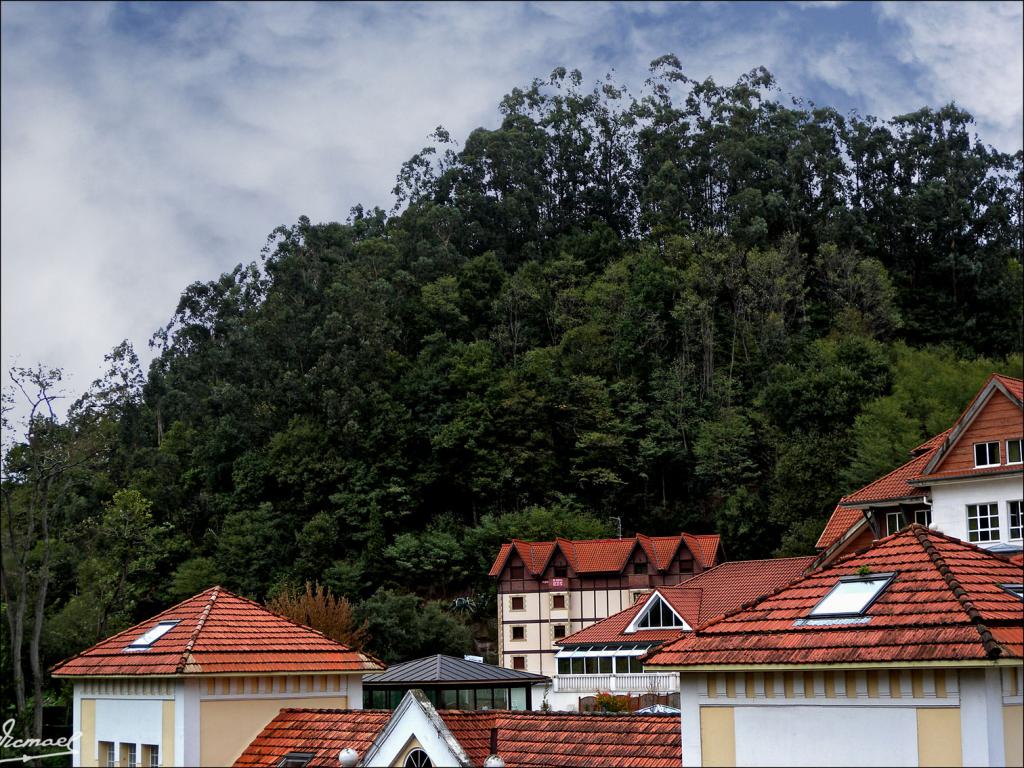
left=51, top=586, right=384, bottom=767
left=645, top=525, right=1024, bottom=768
left=817, top=373, right=1023, bottom=564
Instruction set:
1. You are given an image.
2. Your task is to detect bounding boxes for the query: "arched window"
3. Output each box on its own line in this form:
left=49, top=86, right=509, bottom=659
left=404, top=749, right=433, bottom=768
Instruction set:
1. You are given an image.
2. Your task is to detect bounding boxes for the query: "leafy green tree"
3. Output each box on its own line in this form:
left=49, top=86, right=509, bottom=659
left=356, top=589, right=473, bottom=664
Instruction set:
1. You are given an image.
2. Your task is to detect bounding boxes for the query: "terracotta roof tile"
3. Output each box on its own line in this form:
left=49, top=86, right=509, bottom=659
left=994, top=374, right=1023, bottom=401
left=489, top=533, right=720, bottom=578
left=559, top=556, right=816, bottom=646
left=51, top=587, right=384, bottom=677
left=842, top=450, right=934, bottom=506
left=645, top=527, right=1024, bottom=668
left=440, top=711, right=680, bottom=768
left=233, top=709, right=390, bottom=768
left=815, top=506, right=865, bottom=550
left=234, top=708, right=681, bottom=768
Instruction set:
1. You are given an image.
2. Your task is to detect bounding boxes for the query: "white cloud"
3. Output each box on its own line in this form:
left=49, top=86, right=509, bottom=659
left=1, top=1, right=1020, bottom=417
left=876, top=1, right=1023, bottom=149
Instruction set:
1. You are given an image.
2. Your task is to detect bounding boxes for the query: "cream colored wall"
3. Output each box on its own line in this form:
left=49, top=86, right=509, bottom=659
left=199, top=695, right=348, bottom=767
left=80, top=699, right=96, bottom=768
left=161, top=700, right=174, bottom=767
left=501, top=587, right=639, bottom=675
left=917, top=708, right=962, bottom=767
left=1005, top=705, right=1024, bottom=768
left=700, top=707, right=736, bottom=767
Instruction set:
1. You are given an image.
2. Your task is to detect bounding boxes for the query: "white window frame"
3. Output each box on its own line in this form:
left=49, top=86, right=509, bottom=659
left=966, top=502, right=1000, bottom=543
left=1009, top=500, right=1022, bottom=541
left=885, top=510, right=906, bottom=536
left=126, top=620, right=178, bottom=650
left=809, top=573, right=895, bottom=618
left=624, top=591, right=691, bottom=633
left=974, top=441, right=1000, bottom=468
left=1007, top=439, right=1023, bottom=465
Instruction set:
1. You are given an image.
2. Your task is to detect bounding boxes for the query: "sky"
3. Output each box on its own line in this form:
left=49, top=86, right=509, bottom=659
left=2, top=1, right=1022, bottom=412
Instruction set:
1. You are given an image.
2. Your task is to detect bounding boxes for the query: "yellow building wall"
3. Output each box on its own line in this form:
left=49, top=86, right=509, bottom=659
left=916, top=708, right=961, bottom=767
left=1005, top=705, right=1024, bottom=768
left=161, top=700, right=175, bottom=767
left=700, top=706, right=736, bottom=768
left=80, top=699, right=97, bottom=768
left=199, top=696, right=348, bottom=767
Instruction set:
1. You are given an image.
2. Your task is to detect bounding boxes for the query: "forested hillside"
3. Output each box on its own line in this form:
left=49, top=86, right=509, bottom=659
left=2, top=58, right=1022, bottom=729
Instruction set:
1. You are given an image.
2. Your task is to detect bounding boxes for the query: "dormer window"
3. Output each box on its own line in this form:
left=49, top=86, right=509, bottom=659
left=1007, top=439, right=1022, bottom=465
left=633, top=561, right=648, bottom=575
left=553, top=565, right=568, bottom=579
left=510, top=565, right=525, bottom=580
left=625, top=593, right=690, bottom=632
left=809, top=574, right=894, bottom=618
left=974, top=441, right=1000, bottom=468
left=126, top=620, right=178, bottom=651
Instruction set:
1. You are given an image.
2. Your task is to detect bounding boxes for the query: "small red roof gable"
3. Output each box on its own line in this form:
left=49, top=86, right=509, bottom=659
left=645, top=526, right=1024, bottom=668
left=488, top=532, right=721, bottom=578
left=51, top=587, right=384, bottom=677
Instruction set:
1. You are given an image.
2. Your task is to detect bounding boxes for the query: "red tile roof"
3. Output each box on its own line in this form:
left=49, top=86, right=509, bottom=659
left=234, top=708, right=681, bottom=768
left=645, top=526, right=1024, bottom=668
left=489, top=533, right=720, bottom=577
left=440, top=710, right=680, bottom=768
left=51, top=587, right=384, bottom=677
left=841, top=449, right=936, bottom=506
left=995, top=373, right=1024, bottom=400
left=815, top=506, right=866, bottom=550
left=559, top=556, right=817, bottom=646
left=233, top=709, right=389, bottom=768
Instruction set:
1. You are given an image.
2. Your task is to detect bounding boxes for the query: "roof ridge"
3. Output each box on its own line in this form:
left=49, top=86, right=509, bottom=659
left=909, top=525, right=1001, bottom=659
left=176, top=586, right=220, bottom=673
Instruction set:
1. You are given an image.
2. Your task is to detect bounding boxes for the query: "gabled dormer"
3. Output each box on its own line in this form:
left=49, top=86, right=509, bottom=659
left=624, top=591, right=692, bottom=634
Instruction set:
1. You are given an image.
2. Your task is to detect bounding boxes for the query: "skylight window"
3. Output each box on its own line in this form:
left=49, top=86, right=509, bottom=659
left=809, top=574, right=894, bottom=617
left=127, top=620, right=178, bottom=650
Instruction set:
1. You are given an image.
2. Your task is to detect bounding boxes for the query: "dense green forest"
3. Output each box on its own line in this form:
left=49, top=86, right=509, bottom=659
left=2, top=58, right=1022, bottom=736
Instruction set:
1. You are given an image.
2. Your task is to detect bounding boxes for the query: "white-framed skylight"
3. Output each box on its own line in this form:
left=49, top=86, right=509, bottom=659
left=624, top=592, right=691, bottom=633
left=808, top=574, right=895, bottom=618
left=126, top=620, right=179, bottom=650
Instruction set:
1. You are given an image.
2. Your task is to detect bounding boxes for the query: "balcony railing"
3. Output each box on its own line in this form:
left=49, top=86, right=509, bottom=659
left=553, top=672, right=678, bottom=693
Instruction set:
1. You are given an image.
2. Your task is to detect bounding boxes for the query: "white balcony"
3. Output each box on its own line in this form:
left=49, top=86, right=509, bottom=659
left=553, top=672, right=679, bottom=694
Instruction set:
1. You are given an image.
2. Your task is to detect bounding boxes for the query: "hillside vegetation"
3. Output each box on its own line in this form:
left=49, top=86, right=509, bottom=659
left=2, top=59, right=1022, bottom=730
